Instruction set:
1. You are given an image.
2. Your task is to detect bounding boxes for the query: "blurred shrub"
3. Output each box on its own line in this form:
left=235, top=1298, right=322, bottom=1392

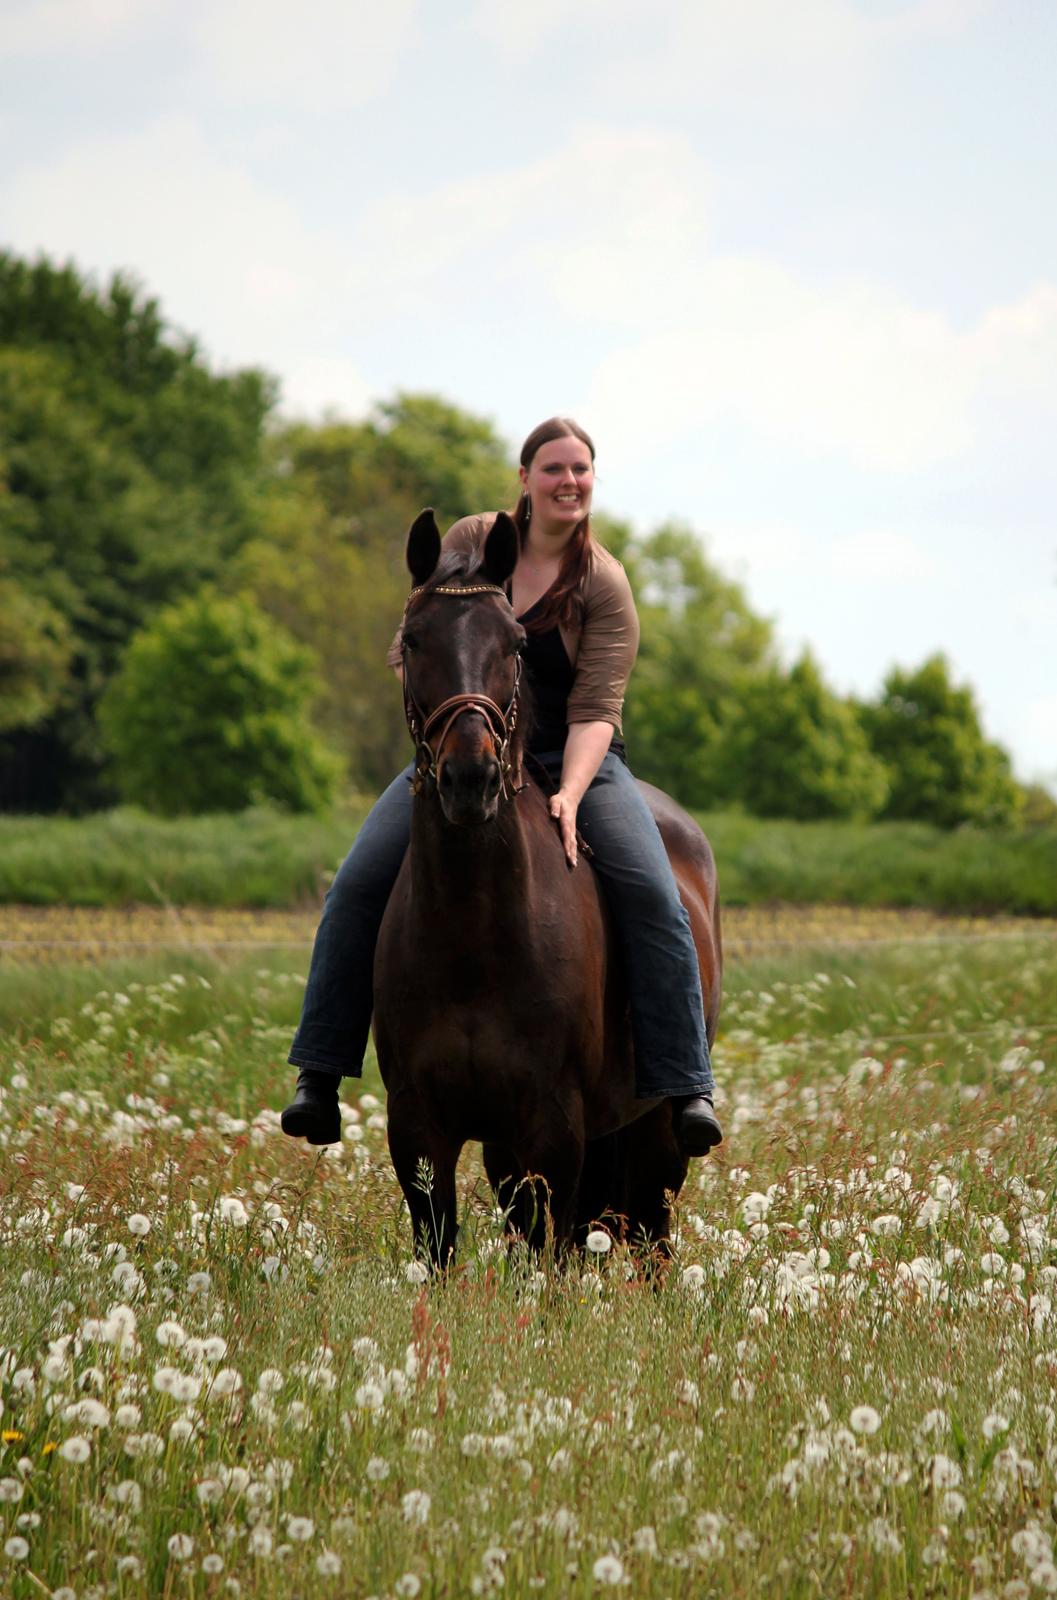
left=714, top=652, right=889, bottom=821
left=860, top=654, right=1020, bottom=828
left=98, top=590, right=341, bottom=815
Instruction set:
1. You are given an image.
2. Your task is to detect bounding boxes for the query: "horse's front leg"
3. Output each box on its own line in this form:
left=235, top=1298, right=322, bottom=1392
left=387, top=1097, right=460, bottom=1270
left=516, top=1110, right=586, bottom=1260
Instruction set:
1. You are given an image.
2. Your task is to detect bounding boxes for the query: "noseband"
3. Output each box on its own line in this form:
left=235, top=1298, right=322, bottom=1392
left=401, top=582, right=524, bottom=798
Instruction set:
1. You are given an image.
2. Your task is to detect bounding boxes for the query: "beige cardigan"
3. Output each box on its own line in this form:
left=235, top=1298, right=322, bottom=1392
left=387, top=512, right=640, bottom=734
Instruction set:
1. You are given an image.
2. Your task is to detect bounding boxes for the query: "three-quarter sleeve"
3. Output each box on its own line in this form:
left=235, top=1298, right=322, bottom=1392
left=565, top=553, right=640, bottom=732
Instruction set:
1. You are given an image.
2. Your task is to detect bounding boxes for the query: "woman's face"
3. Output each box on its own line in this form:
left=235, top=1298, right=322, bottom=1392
left=520, top=435, right=594, bottom=531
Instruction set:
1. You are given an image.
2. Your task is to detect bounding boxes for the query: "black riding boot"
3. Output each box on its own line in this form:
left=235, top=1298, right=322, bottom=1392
left=280, top=1069, right=342, bottom=1146
left=673, top=1094, right=723, bottom=1157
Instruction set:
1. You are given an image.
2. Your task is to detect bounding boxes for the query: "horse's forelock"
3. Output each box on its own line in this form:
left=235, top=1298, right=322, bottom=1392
left=418, top=546, right=486, bottom=596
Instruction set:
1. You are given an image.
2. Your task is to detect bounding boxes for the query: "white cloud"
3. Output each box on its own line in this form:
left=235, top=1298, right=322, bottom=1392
left=1010, top=692, right=1057, bottom=788
left=6, top=113, right=1054, bottom=482
left=474, top=0, right=989, bottom=119
left=0, top=116, right=367, bottom=391
left=1, top=0, right=418, bottom=109
left=191, top=0, right=419, bottom=112
left=280, top=357, right=372, bottom=420
left=0, top=0, right=143, bottom=53
left=826, top=529, right=944, bottom=582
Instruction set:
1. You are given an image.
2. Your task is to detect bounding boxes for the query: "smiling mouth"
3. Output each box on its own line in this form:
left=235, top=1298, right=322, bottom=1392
left=555, top=494, right=580, bottom=504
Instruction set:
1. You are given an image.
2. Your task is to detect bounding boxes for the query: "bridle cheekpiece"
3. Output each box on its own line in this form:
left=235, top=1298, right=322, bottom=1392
left=401, top=582, right=523, bottom=798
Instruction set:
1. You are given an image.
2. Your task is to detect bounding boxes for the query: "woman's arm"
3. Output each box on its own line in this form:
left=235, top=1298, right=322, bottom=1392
left=549, top=720, right=614, bottom=868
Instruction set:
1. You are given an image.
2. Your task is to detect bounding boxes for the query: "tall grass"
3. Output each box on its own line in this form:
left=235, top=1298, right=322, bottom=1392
left=1, top=805, right=1055, bottom=913
left=1, top=926, right=1055, bottom=1596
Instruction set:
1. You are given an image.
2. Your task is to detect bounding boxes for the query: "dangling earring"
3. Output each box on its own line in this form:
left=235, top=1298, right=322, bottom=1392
left=522, top=491, right=532, bottom=529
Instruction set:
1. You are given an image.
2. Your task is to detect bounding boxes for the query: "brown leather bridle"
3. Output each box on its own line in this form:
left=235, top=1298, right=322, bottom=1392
left=401, top=582, right=524, bottom=798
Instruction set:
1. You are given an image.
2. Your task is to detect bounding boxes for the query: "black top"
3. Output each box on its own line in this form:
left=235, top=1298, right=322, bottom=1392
left=516, top=594, right=626, bottom=760
left=518, top=597, right=575, bottom=755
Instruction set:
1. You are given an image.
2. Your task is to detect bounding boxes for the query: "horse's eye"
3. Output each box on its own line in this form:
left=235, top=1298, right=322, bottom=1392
left=403, top=633, right=418, bottom=651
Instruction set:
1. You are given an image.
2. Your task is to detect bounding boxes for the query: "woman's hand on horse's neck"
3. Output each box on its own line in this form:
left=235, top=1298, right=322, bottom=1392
left=549, top=720, right=613, bottom=869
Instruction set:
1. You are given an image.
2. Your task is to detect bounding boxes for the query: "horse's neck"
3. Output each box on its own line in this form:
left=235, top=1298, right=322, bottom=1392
left=409, top=794, right=535, bottom=926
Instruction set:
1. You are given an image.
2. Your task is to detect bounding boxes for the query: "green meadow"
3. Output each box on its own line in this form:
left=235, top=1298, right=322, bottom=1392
left=1, top=806, right=1055, bottom=914
left=2, top=914, right=1056, bottom=1596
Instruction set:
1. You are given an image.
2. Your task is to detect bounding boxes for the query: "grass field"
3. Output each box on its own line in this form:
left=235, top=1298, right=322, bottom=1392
left=2, top=805, right=1055, bottom=914
left=2, top=909, right=1057, bottom=1597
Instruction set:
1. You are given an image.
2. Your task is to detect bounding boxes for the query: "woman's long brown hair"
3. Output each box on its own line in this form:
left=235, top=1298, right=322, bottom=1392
left=512, top=417, right=596, bottom=634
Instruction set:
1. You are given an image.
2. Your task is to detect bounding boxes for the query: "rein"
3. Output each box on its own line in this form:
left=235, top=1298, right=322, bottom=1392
left=401, top=582, right=524, bottom=798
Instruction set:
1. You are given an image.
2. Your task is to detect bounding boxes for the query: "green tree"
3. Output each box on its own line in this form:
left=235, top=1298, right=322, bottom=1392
left=242, top=397, right=518, bottom=790
left=98, top=591, right=340, bottom=815
left=0, top=254, right=274, bottom=810
left=617, top=523, right=775, bottom=807
left=861, top=654, right=1020, bottom=828
left=717, top=652, right=889, bottom=821
left=0, top=575, right=73, bottom=732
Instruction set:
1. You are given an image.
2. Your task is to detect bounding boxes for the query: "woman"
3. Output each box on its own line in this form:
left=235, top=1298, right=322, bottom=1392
left=281, top=417, right=722, bottom=1156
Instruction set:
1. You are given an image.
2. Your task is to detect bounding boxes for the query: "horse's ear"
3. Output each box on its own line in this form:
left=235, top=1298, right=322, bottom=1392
left=406, top=509, right=441, bottom=586
left=480, top=512, right=519, bottom=587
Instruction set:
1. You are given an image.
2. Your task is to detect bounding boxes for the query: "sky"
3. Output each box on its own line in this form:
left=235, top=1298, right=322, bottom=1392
left=3, top=0, right=1055, bottom=789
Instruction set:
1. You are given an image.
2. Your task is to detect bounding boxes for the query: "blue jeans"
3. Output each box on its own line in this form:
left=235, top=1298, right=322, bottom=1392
left=288, top=751, right=714, bottom=1100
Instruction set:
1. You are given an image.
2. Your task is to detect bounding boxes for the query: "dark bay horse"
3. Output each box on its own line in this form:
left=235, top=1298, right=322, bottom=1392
left=372, top=509, right=722, bottom=1267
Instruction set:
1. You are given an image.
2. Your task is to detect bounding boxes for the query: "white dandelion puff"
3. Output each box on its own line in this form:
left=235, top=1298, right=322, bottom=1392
left=592, top=1554, right=625, bottom=1585
left=849, top=1406, right=882, bottom=1435
left=58, top=1436, right=91, bottom=1463
left=401, top=1489, right=431, bottom=1525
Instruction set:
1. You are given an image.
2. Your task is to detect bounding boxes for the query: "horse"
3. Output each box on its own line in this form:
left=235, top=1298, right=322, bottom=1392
left=372, top=508, right=723, bottom=1268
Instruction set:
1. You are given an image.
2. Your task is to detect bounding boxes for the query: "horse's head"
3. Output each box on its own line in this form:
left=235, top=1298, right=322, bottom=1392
left=401, top=510, right=526, bottom=827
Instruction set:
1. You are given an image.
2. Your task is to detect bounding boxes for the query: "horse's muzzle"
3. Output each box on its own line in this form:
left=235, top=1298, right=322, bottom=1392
left=437, top=752, right=502, bottom=826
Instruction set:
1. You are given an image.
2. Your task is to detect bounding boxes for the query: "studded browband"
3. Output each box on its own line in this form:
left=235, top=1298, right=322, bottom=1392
left=404, top=581, right=508, bottom=611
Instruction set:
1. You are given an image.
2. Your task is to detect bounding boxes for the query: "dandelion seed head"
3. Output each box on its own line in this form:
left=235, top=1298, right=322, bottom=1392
left=585, top=1230, right=612, bottom=1255
left=849, top=1405, right=881, bottom=1435
left=401, top=1489, right=431, bottom=1525
left=592, top=1554, right=625, bottom=1585
left=58, top=1436, right=91, bottom=1463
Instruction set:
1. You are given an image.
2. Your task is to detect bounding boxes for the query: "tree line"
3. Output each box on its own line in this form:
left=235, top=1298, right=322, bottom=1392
left=1, top=254, right=1046, bottom=827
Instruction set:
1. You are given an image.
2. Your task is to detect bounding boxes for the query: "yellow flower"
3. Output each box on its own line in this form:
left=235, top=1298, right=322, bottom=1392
left=2, top=1430, right=24, bottom=1443
left=42, top=1442, right=57, bottom=1455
